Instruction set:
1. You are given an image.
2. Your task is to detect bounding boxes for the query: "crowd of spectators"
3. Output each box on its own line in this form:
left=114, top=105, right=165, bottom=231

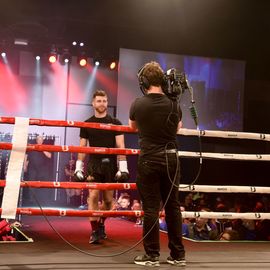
left=158, top=192, right=270, bottom=241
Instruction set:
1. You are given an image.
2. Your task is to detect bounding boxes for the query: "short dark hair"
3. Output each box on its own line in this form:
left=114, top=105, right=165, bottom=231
left=142, top=61, right=164, bottom=88
left=92, top=90, right=107, bottom=100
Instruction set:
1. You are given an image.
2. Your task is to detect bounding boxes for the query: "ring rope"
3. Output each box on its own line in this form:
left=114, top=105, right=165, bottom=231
left=0, top=142, right=140, bottom=155
left=179, top=151, right=270, bottom=161
left=0, top=180, right=137, bottom=190
left=1, top=181, right=270, bottom=194
left=0, top=208, right=268, bottom=220
left=0, top=117, right=135, bottom=133
left=0, top=142, right=269, bottom=161
left=1, top=116, right=270, bottom=141
left=178, top=128, right=270, bottom=141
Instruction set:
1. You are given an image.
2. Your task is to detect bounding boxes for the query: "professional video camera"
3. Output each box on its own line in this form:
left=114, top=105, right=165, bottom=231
left=163, top=68, right=190, bottom=100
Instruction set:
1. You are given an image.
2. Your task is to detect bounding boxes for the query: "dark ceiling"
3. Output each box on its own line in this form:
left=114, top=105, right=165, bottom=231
left=0, top=0, right=270, bottom=80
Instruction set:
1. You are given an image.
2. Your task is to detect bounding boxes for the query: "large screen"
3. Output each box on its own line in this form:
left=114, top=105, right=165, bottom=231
left=117, top=48, right=245, bottom=131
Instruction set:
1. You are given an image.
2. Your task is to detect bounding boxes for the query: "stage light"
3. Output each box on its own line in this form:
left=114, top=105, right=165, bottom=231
left=49, top=54, right=57, bottom=63
left=94, top=60, right=100, bottom=66
left=14, top=38, right=28, bottom=46
left=48, top=45, right=58, bottom=64
left=79, top=57, right=87, bottom=67
left=60, top=49, right=71, bottom=65
left=1, top=52, right=6, bottom=57
left=79, top=42, right=84, bottom=47
left=109, top=61, right=116, bottom=70
left=72, top=41, right=77, bottom=46
left=36, top=56, right=41, bottom=61
left=77, top=52, right=88, bottom=67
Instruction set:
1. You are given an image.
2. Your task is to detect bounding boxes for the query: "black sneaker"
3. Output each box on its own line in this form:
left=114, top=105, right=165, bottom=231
left=134, top=254, right=160, bottom=267
left=99, top=224, right=107, bottom=239
left=89, top=230, right=100, bottom=244
left=167, top=256, right=186, bottom=266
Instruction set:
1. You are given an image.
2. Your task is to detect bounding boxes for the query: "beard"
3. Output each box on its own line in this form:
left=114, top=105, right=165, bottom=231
left=95, top=106, right=107, bottom=114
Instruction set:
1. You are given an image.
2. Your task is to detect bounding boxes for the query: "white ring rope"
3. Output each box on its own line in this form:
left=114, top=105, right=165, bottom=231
left=182, top=211, right=269, bottom=220
left=179, top=184, right=270, bottom=194
left=178, top=151, right=270, bottom=161
left=178, top=128, right=270, bottom=141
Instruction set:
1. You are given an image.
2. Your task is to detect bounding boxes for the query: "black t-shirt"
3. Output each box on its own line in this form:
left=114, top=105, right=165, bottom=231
left=27, top=151, right=52, bottom=179
left=129, top=93, right=182, bottom=157
left=80, top=114, right=122, bottom=160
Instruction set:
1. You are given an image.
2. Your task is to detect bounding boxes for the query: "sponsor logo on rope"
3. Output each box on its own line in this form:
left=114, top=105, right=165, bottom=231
left=189, top=185, right=195, bottom=191
left=254, top=213, right=261, bottom=219
left=250, top=186, right=256, bottom=192
left=100, top=124, right=111, bottom=129
left=20, top=209, right=32, bottom=214
left=194, top=212, right=200, bottom=218
left=134, top=211, right=142, bottom=217
left=62, top=146, right=69, bottom=152
left=93, top=212, right=103, bottom=216
left=224, top=154, right=234, bottom=157
left=256, top=155, right=262, bottom=159
left=260, top=134, right=266, bottom=140
left=221, top=214, right=233, bottom=217
left=217, top=187, right=228, bottom=191
left=123, top=183, right=131, bottom=189
left=53, top=182, right=60, bottom=187
left=60, top=210, right=66, bottom=216
left=94, top=148, right=106, bottom=153
left=199, top=130, right=205, bottom=136
left=131, top=149, right=139, bottom=154
left=228, top=133, right=237, bottom=137
left=67, top=121, right=74, bottom=126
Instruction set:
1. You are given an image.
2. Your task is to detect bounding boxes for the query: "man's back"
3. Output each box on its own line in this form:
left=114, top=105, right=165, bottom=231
left=130, top=93, right=181, bottom=156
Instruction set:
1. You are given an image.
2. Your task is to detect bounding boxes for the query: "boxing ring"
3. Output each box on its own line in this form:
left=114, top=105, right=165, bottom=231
left=1, top=116, right=270, bottom=269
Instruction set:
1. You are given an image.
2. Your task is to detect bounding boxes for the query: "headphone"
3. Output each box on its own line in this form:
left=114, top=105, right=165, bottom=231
left=137, top=65, right=150, bottom=95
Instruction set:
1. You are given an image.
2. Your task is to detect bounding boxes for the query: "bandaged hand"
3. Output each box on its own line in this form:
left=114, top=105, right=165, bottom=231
left=115, top=160, right=130, bottom=183
left=74, top=160, right=85, bottom=182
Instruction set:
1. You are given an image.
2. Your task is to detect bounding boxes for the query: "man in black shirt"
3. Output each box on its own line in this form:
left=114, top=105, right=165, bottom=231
left=24, top=135, right=53, bottom=206
left=129, top=61, right=185, bottom=267
left=75, top=90, right=129, bottom=244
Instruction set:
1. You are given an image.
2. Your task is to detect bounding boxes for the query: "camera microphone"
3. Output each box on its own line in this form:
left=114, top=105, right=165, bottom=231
left=189, top=102, right=198, bottom=127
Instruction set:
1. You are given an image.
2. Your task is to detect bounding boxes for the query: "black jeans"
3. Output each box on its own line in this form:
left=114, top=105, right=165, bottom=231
left=136, top=154, right=185, bottom=258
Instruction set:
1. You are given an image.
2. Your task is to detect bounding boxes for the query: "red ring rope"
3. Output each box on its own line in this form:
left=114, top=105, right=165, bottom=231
left=0, top=142, right=140, bottom=155
left=0, top=180, right=137, bottom=190
left=0, top=117, right=135, bottom=133
left=0, top=208, right=143, bottom=217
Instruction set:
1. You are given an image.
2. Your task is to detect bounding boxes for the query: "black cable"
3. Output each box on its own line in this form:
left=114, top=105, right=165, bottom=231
left=22, top=171, right=178, bottom=258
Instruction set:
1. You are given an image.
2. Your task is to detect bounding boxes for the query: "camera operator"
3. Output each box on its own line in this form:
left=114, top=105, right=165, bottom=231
left=129, top=61, right=186, bottom=267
